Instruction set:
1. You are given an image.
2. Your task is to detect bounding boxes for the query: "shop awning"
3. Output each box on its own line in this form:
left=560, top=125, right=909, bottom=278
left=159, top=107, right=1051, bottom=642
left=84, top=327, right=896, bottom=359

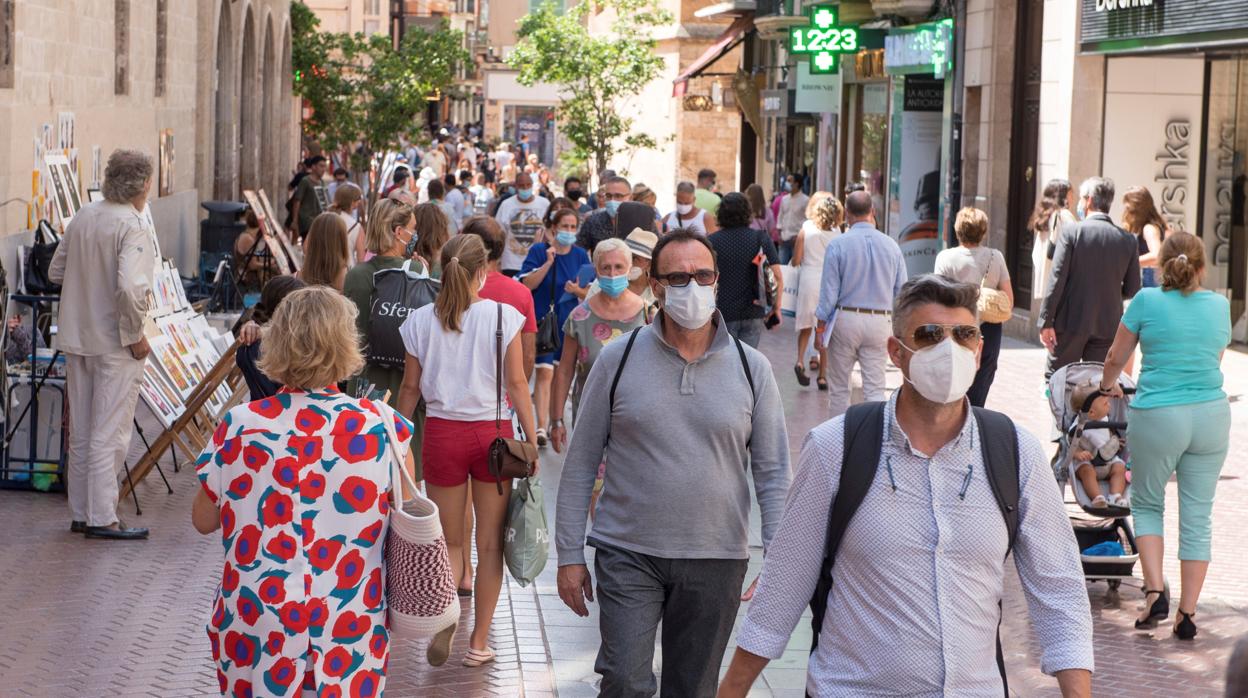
left=672, top=14, right=754, bottom=98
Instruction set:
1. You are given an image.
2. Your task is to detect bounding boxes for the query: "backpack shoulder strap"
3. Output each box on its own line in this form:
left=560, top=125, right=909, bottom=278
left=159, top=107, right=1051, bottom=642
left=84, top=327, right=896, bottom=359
left=809, top=401, right=886, bottom=653
left=731, top=336, right=756, bottom=405
left=972, top=407, right=1020, bottom=556
left=608, top=327, right=643, bottom=413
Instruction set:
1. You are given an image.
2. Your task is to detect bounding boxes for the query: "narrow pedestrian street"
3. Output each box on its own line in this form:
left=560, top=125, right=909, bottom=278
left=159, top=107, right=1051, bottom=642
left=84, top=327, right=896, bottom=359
left=1, top=328, right=1244, bottom=697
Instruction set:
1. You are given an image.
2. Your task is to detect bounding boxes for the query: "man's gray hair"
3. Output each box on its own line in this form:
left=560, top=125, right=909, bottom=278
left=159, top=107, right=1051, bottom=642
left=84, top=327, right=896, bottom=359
left=102, top=149, right=154, bottom=204
left=892, top=274, right=980, bottom=336
left=604, top=175, right=631, bottom=190
left=676, top=181, right=695, bottom=195
left=1079, top=176, right=1115, bottom=213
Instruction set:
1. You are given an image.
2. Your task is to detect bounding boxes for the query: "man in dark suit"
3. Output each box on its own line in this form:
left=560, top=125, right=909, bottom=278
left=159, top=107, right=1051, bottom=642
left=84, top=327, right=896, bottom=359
left=1040, top=176, right=1141, bottom=377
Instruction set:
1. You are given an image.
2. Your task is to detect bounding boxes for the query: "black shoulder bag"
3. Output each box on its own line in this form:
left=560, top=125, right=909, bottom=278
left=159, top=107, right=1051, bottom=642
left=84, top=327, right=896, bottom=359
left=534, top=263, right=561, bottom=355
left=24, top=220, right=62, bottom=295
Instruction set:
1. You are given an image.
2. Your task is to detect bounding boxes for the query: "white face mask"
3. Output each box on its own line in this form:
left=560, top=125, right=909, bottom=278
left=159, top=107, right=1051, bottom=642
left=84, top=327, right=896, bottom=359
left=478, top=274, right=487, bottom=293
left=676, top=203, right=694, bottom=216
left=662, top=282, right=716, bottom=329
left=628, top=265, right=643, bottom=281
left=899, top=337, right=978, bottom=404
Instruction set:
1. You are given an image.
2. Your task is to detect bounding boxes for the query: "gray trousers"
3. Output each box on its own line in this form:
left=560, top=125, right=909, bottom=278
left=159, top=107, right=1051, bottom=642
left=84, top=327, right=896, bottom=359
left=724, top=318, right=764, bottom=349
left=593, top=542, right=748, bottom=698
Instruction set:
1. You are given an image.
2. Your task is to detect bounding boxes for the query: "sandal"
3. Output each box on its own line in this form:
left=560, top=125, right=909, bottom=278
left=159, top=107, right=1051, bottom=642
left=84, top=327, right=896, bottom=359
left=1135, top=586, right=1169, bottom=628
left=794, top=364, right=810, bottom=387
left=426, top=623, right=457, bottom=666
left=463, top=646, right=496, bottom=667
left=1090, top=495, right=1108, bottom=509
left=817, top=377, right=827, bottom=391
left=1174, top=609, right=1197, bottom=640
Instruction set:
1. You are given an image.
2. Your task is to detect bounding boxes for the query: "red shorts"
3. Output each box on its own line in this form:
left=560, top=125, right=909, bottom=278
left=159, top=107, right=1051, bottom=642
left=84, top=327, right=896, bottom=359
left=422, top=416, right=511, bottom=487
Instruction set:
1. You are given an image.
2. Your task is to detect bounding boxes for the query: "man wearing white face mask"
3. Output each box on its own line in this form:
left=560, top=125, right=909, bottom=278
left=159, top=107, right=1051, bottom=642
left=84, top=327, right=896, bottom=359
left=494, top=171, right=550, bottom=274
left=556, top=230, right=791, bottom=697
left=663, top=181, right=718, bottom=235
left=721, top=275, right=1094, bottom=698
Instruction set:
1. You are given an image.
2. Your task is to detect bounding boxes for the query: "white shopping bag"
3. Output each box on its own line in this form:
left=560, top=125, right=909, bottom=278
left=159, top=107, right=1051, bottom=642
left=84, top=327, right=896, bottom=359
left=779, top=264, right=801, bottom=317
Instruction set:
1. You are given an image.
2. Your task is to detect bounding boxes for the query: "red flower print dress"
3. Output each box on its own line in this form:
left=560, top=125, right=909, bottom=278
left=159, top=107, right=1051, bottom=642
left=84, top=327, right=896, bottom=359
left=196, top=388, right=413, bottom=697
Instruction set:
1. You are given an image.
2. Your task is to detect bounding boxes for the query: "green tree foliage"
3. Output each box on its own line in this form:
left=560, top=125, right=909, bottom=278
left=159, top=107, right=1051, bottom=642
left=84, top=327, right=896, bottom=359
left=291, top=1, right=468, bottom=169
left=508, top=0, right=672, bottom=180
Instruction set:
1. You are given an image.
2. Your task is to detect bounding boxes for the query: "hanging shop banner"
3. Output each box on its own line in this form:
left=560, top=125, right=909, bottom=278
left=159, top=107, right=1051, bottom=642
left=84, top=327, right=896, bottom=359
left=884, top=19, right=954, bottom=79
left=795, top=61, right=842, bottom=115
left=1080, top=0, right=1248, bottom=54
left=888, top=76, right=945, bottom=278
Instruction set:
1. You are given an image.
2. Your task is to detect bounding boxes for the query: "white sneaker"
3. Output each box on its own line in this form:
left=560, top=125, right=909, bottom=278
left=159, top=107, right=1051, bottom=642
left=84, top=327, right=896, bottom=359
left=1090, top=495, right=1108, bottom=509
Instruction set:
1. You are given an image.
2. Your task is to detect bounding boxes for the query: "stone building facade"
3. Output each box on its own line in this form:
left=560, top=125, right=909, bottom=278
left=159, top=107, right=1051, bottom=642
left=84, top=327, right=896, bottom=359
left=0, top=0, right=297, bottom=274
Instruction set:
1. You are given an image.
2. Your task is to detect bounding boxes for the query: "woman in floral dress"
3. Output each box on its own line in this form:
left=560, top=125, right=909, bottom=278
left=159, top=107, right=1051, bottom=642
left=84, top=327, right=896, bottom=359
left=549, top=239, right=647, bottom=511
left=193, top=287, right=428, bottom=697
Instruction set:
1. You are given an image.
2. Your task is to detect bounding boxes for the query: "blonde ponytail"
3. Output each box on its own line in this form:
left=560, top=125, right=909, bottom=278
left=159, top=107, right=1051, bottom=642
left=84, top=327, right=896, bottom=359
left=434, top=235, right=488, bottom=332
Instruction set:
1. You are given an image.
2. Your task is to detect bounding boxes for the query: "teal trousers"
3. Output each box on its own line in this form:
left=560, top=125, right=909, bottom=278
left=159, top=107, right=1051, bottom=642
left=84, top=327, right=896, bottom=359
left=1126, top=398, right=1231, bottom=561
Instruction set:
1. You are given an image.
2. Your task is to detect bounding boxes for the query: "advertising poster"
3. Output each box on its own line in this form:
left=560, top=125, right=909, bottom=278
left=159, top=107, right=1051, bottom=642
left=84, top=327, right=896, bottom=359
left=888, top=75, right=944, bottom=278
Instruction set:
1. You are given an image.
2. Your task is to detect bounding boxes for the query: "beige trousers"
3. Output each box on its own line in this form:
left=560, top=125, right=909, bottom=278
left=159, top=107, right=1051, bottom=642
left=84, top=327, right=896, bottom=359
left=66, top=351, right=145, bottom=527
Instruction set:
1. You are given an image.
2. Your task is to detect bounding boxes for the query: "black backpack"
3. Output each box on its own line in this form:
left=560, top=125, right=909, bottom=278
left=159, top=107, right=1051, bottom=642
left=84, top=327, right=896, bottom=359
left=366, top=263, right=439, bottom=368
left=809, top=401, right=1019, bottom=696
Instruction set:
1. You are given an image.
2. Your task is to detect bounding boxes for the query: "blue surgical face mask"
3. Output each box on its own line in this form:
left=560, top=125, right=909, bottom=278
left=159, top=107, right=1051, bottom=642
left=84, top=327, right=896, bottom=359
left=1076, top=198, right=1087, bottom=220
left=605, top=200, right=622, bottom=218
left=517, top=187, right=535, bottom=202
left=783, top=181, right=792, bottom=192
left=556, top=231, right=577, bottom=247
left=599, top=274, right=629, bottom=298
left=404, top=234, right=419, bottom=259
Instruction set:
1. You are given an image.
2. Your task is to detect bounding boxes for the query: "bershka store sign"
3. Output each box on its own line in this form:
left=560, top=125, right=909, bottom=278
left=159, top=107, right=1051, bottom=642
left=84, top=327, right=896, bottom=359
left=1080, top=0, right=1248, bottom=53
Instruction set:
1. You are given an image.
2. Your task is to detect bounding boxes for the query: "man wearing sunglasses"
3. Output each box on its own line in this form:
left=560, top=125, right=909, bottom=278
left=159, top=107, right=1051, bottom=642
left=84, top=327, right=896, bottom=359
left=555, top=229, right=792, bottom=697
left=721, top=275, right=1093, bottom=698
left=815, top=190, right=908, bottom=417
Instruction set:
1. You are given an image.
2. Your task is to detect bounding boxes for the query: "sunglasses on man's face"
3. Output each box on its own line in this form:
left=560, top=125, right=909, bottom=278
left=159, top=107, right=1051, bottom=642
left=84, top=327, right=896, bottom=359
left=654, top=269, right=718, bottom=287
left=900, top=323, right=982, bottom=349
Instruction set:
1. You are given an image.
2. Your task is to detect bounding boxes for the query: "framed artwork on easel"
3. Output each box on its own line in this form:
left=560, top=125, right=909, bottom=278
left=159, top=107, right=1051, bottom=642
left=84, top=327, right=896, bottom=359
left=257, top=189, right=302, bottom=269
left=242, top=189, right=293, bottom=276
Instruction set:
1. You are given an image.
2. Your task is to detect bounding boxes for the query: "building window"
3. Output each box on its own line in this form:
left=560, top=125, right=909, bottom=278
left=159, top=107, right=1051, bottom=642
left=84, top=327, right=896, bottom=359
left=114, top=0, right=129, bottom=95
left=155, top=0, right=166, bottom=97
left=366, top=0, right=381, bottom=15
left=1, top=0, right=14, bottom=89
left=364, top=19, right=380, bottom=35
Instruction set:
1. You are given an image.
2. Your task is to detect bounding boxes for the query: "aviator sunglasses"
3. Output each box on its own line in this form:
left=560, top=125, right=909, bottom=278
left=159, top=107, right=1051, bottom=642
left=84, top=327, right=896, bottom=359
left=898, top=323, right=982, bottom=350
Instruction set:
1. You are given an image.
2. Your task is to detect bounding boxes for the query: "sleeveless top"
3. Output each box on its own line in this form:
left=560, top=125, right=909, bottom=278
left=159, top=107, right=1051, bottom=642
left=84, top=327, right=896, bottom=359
left=665, top=208, right=708, bottom=235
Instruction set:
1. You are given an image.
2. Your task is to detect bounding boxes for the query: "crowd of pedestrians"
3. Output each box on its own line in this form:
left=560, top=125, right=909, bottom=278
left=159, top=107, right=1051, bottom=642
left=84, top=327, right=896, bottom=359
left=56, top=144, right=1241, bottom=695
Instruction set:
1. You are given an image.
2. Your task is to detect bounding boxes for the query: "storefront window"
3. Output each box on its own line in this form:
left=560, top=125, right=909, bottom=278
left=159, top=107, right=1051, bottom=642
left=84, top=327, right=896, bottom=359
left=1202, top=56, right=1248, bottom=340
left=849, top=83, right=889, bottom=213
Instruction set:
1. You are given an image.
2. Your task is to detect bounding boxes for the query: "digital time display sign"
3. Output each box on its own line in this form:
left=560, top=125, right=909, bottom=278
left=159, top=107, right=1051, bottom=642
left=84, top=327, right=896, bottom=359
left=789, top=5, right=860, bottom=75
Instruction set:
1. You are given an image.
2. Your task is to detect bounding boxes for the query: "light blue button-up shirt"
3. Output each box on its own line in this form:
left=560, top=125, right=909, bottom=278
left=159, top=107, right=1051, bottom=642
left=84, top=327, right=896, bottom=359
left=815, top=222, right=908, bottom=324
left=736, top=393, right=1094, bottom=697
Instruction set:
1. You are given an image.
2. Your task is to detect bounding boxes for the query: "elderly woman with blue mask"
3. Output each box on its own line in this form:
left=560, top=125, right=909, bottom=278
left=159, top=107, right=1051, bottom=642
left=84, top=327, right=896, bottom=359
left=520, top=207, right=591, bottom=447
left=549, top=237, right=648, bottom=454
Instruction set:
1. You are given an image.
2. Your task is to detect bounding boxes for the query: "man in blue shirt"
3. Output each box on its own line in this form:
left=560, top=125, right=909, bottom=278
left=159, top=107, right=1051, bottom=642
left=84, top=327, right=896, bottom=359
left=815, top=190, right=907, bottom=416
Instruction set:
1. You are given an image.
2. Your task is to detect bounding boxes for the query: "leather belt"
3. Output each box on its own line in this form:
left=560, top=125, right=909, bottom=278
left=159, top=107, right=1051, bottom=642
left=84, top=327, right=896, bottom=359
left=837, top=306, right=891, bottom=316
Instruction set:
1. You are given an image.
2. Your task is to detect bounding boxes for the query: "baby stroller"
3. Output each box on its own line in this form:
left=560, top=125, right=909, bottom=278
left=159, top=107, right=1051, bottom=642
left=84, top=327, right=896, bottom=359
left=1047, top=362, right=1139, bottom=590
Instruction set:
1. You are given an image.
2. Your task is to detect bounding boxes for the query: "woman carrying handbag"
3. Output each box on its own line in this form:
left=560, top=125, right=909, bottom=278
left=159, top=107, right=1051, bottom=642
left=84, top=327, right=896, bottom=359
left=397, top=235, right=539, bottom=668
left=191, top=287, right=457, bottom=698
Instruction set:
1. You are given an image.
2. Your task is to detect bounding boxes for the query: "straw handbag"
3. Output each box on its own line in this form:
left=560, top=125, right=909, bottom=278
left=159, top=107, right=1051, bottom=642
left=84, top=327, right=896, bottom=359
left=380, top=406, right=459, bottom=639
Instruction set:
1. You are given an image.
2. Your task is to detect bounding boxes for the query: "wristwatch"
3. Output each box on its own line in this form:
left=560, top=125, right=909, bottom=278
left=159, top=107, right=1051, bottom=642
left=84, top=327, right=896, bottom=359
left=550, top=419, right=565, bottom=428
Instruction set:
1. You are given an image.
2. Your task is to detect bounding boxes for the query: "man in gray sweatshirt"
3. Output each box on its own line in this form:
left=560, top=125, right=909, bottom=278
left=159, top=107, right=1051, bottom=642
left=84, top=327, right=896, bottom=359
left=555, top=230, right=792, bottom=698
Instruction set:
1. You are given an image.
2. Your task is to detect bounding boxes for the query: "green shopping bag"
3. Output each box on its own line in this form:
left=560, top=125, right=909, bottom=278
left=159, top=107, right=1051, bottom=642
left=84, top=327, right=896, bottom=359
left=503, top=477, right=549, bottom=587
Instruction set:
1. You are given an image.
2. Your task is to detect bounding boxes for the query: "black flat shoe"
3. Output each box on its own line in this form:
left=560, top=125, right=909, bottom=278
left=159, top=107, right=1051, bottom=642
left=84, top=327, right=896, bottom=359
left=794, top=364, right=810, bottom=387
left=1135, top=587, right=1169, bottom=628
left=1174, top=610, right=1197, bottom=640
left=817, top=377, right=828, bottom=391
left=85, top=524, right=149, bottom=540
left=70, top=520, right=85, bottom=533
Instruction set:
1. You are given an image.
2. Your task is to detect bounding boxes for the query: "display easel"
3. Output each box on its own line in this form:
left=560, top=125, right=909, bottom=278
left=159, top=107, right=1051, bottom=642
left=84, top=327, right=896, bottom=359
left=118, top=339, right=241, bottom=501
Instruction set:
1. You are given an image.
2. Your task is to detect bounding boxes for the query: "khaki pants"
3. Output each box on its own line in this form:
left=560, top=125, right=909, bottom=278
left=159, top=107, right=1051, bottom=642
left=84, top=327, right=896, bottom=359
left=825, top=310, right=892, bottom=417
left=66, top=351, right=144, bottom=527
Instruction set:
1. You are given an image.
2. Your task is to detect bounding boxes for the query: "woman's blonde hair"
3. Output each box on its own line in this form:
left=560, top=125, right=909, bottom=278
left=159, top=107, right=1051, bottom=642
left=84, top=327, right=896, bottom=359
left=331, top=182, right=362, bottom=213
left=365, top=198, right=400, bottom=255
left=954, top=207, right=989, bottom=245
left=257, top=286, right=363, bottom=389
left=592, top=238, right=630, bottom=268
left=301, top=213, right=350, bottom=287
left=1159, top=231, right=1205, bottom=293
left=413, top=203, right=451, bottom=269
left=435, top=235, right=488, bottom=332
left=811, top=195, right=843, bottom=232
left=805, top=191, right=833, bottom=220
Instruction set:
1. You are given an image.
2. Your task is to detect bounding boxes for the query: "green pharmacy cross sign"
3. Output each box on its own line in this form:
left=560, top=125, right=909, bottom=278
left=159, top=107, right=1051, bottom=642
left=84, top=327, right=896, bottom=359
left=788, top=5, right=860, bottom=74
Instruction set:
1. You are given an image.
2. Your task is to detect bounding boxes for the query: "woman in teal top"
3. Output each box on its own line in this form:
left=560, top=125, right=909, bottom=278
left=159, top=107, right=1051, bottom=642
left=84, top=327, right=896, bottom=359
left=1100, top=232, right=1231, bottom=641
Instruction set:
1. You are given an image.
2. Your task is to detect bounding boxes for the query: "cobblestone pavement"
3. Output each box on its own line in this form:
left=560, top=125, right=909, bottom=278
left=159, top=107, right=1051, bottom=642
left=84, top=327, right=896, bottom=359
left=0, top=329, right=1245, bottom=696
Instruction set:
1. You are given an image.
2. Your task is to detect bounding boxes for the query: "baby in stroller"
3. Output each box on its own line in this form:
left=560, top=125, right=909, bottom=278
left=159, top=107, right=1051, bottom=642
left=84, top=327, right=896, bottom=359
left=1069, top=380, right=1129, bottom=509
